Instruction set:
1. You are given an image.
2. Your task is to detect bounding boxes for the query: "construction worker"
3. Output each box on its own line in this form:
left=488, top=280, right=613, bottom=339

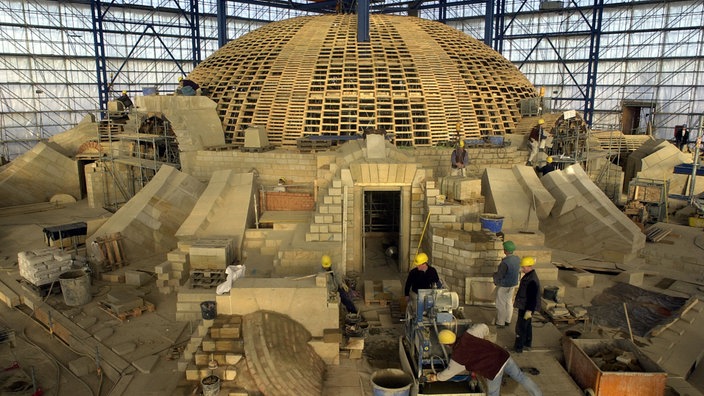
left=493, top=241, right=520, bottom=328
left=536, top=156, right=556, bottom=176
left=116, top=90, right=133, bottom=110
left=177, top=76, right=200, bottom=96
left=404, top=253, right=442, bottom=301
left=451, top=140, right=470, bottom=177
left=426, top=328, right=542, bottom=396
left=513, top=256, right=540, bottom=353
left=527, top=119, right=546, bottom=166
left=321, top=255, right=357, bottom=314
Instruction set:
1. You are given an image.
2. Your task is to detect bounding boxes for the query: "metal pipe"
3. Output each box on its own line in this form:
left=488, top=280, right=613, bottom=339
left=689, top=115, right=703, bottom=205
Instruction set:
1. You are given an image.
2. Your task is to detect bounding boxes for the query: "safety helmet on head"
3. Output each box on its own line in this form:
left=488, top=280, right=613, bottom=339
left=178, top=76, right=183, bottom=82
left=122, top=90, right=127, bottom=95
left=520, top=256, right=536, bottom=267
left=502, top=240, right=516, bottom=253
left=459, top=140, right=465, bottom=148
left=538, top=119, right=545, bottom=125
left=546, top=156, right=553, bottom=163
left=438, top=329, right=456, bottom=344
left=413, top=253, right=429, bottom=266
left=321, top=255, right=332, bottom=269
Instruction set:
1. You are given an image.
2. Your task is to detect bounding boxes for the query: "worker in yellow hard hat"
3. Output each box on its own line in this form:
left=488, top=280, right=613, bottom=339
left=427, top=325, right=542, bottom=396
left=321, top=255, right=357, bottom=314
left=404, top=252, right=442, bottom=302
left=536, top=156, right=556, bottom=176
left=513, top=256, right=540, bottom=353
left=451, top=139, right=470, bottom=177
left=177, top=75, right=200, bottom=96
left=115, top=89, right=133, bottom=110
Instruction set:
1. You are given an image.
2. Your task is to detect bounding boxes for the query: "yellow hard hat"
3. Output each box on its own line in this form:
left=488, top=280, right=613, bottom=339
left=413, top=253, right=429, bottom=266
left=538, top=119, right=545, bottom=125
left=459, top=140, right=465, bottom=148
left=122, top=90, right=127, bottom=95
left=178, top=76, right=183, bottom=81
left=438, top=329, right=456, bottom=344
left=321, top=255, right=332, bottom=268
left=546, top=156, right=553, bottom=163
left=521, top=256, right=536, bottom=267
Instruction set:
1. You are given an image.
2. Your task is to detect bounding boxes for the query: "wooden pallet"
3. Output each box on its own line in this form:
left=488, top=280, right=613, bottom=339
left=190, top=269, right=227, bottom=289
left=547, top=313, right=589, bottom=325
left=96, top=232, right=127, bottom=271
left=206, top=144, right=241, bottom=151
left=296, top=138, right=332, bottom=152
left=240, top=145, right=275, bottom=153
left=99, top=301, right=155, bottom=321
left=20, top=279, right=62, bottom=298
left=645, top=225, right=671, bottom=242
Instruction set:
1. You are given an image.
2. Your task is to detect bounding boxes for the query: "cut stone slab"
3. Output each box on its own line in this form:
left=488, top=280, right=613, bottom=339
left=124, top=270, right=152, bottom=286
left=112, top=341, right=137, bottom=355
left=93, top=327, right=114, bottom=342
left=564, top=271, right=595, bottom=288
left=69, top=356, right=96, bottom=377
left=132, top=355, right=159, bottom=374
left=613, top=271, right=644, bottom=286
left=75, top=316, right=98, bottom=329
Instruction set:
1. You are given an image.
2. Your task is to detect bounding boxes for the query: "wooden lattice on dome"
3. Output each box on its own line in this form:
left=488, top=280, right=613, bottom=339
left=188, top=15, right=539, bottom=148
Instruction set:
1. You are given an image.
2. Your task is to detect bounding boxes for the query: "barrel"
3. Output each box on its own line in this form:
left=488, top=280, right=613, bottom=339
left=58, top=269, right=92, bottom=306
left=371, top=369, right=412, bottom=396
left=201, top=375, right=220, bottom=396
left=479, top=214, right=504, bottom=233
left=200, top=301, right=217, bottom=320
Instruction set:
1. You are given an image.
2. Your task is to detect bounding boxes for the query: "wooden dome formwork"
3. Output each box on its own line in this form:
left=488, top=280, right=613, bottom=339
left=189, top=14, right=539, bottom=148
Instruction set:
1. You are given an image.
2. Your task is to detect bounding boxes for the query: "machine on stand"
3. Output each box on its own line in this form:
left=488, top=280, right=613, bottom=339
left=399, top=288, right=484, bottom=395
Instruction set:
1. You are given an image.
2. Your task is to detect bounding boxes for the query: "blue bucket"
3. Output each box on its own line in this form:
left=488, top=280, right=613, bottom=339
left=479, top=214, right=504, bottom=233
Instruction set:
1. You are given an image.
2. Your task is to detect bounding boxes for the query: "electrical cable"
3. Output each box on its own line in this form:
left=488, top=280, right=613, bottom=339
left=20, top=327, right=94, bottom=396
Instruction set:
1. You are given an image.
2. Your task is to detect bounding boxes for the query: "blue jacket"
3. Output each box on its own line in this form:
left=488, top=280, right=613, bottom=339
left=493, top=254, right=520, bottom=287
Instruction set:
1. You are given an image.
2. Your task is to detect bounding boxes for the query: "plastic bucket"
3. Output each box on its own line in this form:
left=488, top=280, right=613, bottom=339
left=200, top=301, right=217, bottom=320
left=371, top=369, right=412, bottom=396
left=479, top=214, right=504, bottom=233
left=58, top=269, right=92, bottom=306
left=201, top=375, right=221, bottom=396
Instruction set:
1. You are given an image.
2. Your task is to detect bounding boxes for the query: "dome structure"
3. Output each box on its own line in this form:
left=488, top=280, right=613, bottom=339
left=190, top=14, right=538, bottom=147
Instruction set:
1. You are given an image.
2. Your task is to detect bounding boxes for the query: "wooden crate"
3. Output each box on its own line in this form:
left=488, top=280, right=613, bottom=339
left=562, top=338, right=667, bottom=396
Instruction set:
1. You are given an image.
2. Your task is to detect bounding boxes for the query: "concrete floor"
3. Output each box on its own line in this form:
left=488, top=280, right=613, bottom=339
left=1, top=200, right=704, bottom=395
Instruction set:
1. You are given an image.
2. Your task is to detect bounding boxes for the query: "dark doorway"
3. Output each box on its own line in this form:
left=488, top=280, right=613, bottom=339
left=622, top=101, right=656, bottom=136
left=363, top=190, right=401, bottom=271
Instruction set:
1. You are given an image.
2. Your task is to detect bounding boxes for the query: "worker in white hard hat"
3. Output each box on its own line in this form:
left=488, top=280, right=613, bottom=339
left=451, top=140, right=470, bottom=177
left=513, top=256, right=540, bottom=353
left=321, top=255, right=357, bottom=314
left=404, top=253, right=442, bottom=302
left=527, top=119, right=546, bottom=166
left=427, top=326, right=542, bottom=396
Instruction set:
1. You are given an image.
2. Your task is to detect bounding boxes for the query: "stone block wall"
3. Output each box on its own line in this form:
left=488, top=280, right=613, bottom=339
left=428, top=227, right=503, bottom=301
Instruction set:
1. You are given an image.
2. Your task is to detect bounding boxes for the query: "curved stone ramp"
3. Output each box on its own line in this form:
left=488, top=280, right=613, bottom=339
left=243, top=310, right=326, bottom=395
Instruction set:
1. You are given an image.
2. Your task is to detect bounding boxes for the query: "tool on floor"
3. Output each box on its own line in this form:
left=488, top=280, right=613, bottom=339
left=30, top=366, right=43, bottom=396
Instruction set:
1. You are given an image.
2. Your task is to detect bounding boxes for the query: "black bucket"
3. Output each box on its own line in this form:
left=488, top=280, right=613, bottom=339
left=200, top=301, right=216, bottom=320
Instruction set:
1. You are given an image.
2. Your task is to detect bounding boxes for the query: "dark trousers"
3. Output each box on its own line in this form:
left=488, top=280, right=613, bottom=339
left=514, top=309, right=532, bottom=351
left=339, top=287, right=357, bottom=314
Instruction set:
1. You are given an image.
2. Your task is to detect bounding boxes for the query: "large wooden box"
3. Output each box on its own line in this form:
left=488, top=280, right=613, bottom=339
left=562, top=338, right=667, bottom=396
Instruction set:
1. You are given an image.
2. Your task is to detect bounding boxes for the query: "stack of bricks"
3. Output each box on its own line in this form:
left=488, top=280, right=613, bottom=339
left=305, top=179, right=344, bottom=242
left=18, top=247, right=73, bottom=286
left=185, top=316, right=244, bottom=382
left=263, top=191, right=315, bottom=211
left=154, top=247, right=190, bottom=294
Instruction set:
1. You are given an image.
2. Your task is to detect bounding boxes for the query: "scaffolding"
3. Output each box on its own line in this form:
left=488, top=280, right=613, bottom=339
left=0, top=0, right=703, bottom=160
